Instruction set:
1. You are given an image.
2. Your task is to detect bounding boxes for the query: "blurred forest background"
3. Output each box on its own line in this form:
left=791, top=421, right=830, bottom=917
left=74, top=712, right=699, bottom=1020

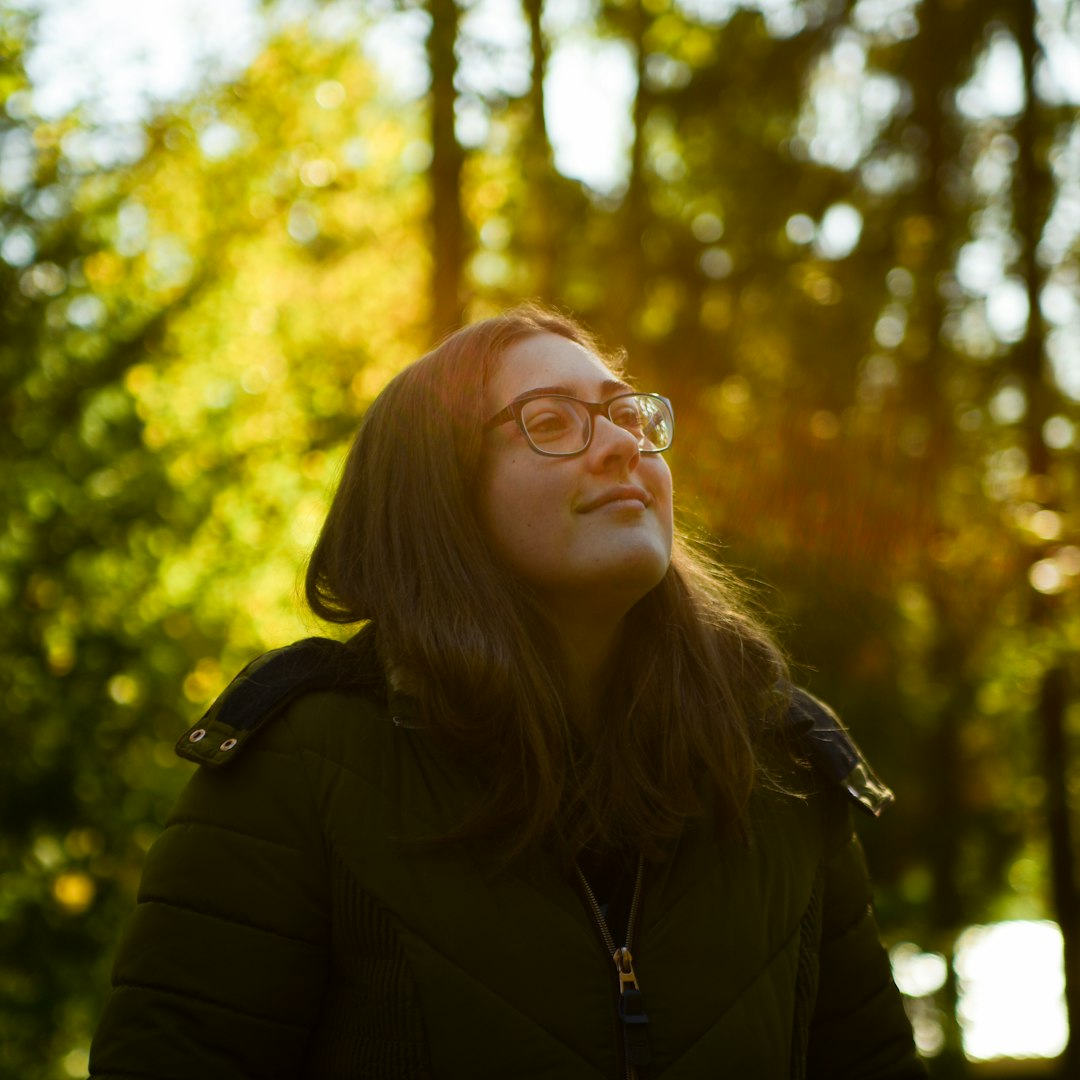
left=2, top=0, right=1080, bottom=1075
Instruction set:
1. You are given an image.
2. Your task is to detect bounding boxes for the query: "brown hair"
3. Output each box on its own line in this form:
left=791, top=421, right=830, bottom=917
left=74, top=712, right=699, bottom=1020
left=306, top=303, right=789, bottom=864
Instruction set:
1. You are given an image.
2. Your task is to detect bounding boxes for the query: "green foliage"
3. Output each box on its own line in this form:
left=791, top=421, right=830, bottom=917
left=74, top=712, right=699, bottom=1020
left=3, top=0, right=1079, bottom=1074
left=1, top=20, right=430, bottom=1076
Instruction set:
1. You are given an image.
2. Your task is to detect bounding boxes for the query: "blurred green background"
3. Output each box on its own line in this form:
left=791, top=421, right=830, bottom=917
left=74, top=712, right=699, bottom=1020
left=3, top=0, right=1079, bottom=1075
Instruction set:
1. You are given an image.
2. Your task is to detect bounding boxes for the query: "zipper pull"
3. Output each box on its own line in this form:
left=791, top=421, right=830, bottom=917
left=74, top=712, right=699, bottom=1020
left=614, top=946, right=641, bottom=992
left=614, top=947, right=651, bottom=1069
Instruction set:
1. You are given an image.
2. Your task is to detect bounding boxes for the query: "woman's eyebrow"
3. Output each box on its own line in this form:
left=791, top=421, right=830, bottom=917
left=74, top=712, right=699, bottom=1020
left=510, top=379, right=634, bottom=402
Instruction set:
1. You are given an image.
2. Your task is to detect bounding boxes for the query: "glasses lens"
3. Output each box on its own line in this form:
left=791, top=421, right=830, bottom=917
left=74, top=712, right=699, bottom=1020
left=611, top=395, right=672, bottom=451
left=519, top=397, right=590, bottom=454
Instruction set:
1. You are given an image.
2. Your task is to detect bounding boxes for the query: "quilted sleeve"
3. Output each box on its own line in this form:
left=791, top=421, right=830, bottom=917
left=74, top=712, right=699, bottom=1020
left=805, top=807, right=927, bottom=1079
left=89, top=716, right=331, bottom=1080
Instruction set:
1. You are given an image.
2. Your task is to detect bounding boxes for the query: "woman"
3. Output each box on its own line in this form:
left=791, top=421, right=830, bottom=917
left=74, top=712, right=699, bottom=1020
left=90, top=305, right=923, bottom=1078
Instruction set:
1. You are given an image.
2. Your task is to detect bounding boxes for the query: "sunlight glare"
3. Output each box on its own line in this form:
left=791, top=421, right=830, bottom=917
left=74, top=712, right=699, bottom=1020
left=889, top=942, right=947, bottom=997
left=815, top=203, right=863, bottom=260
left=25, top=0, right=263, bottom=123
left=986, top=279, right=1030, bottom=343
left=545, top=38, right=635, bottom=193
left=954, top=920, right=1067, bottom=1061
left=956, top=31, right=1025, bottom=119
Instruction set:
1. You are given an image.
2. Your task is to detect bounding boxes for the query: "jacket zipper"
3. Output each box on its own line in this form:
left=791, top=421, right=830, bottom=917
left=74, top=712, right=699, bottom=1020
left=576, top=853, right=649, bottom=1080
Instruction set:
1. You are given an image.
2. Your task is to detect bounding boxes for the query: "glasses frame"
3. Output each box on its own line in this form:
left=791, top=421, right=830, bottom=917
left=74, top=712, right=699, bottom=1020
left=483, top=392, right=674, bottom=458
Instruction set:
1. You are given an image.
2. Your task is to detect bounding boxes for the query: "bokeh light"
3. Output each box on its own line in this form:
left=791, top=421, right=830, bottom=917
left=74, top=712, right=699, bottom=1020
left=955, top=921, right=1068, bottom=1062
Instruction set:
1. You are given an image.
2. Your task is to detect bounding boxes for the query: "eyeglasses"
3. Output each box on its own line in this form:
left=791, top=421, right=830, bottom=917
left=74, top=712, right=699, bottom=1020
left=483, top=392, right=674, bottom=457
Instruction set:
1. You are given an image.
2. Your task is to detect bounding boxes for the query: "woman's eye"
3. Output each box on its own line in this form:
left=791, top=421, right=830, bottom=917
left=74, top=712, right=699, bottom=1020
left=530, top=414, right=566, bottom=431
left=524, top=411, right=572, bottom=439
left=611, top=405, right=645, bottom=432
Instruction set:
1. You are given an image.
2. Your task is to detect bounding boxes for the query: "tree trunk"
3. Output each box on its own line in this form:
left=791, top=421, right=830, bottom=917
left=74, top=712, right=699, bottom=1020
left=903, top=0, right=969, bottom=1064
left=1039, top=665, right=1079, bottom=1077
left=521, top=0, right=557, bottom=298
left=608, top=0, right=649, bottom=336
left=1014, top=2, right=1078, bottom=1072
left=425, top=0, right=466, bottom=340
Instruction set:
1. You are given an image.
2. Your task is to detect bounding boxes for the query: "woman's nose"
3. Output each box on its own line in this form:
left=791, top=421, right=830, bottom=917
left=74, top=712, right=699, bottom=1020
left=586, top=414, right=640, bottom=468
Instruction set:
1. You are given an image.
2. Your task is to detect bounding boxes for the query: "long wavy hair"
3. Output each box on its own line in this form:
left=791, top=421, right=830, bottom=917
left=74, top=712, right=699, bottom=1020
left=306, top=304, right=790, bottom=864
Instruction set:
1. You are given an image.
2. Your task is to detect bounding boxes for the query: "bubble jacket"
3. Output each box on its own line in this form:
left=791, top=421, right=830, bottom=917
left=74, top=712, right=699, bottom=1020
left=89, top=638, right=925, bottom=1079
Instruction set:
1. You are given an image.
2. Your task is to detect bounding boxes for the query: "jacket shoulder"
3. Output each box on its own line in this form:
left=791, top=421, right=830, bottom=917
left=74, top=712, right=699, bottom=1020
left=175, top=634, right=384, bottom=769
left=784, top=684, right=895, bottom=818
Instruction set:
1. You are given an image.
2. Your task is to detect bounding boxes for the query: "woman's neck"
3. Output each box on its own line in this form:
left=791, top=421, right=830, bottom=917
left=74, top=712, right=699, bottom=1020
left=550, top=609, right=625, bottom=731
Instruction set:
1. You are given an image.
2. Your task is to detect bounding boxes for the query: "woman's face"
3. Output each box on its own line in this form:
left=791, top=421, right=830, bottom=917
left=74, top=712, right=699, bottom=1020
left=477, top=333, right=674, bottom=621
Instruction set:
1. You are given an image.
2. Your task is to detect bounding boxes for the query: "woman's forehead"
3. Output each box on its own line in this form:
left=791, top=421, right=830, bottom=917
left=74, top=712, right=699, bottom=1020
left=489, top=333, right=626, bottom=403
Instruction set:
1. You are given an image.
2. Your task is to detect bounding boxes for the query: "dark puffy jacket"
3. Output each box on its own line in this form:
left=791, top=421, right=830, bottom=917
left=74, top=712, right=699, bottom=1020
left=89, top=641, right=924, bottom=1079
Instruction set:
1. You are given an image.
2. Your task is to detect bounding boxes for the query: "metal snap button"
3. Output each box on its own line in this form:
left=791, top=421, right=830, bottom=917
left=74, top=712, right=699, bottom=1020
left=188, top=729, right=207, bottom=743
left=219, top=738, right=238, bottom=751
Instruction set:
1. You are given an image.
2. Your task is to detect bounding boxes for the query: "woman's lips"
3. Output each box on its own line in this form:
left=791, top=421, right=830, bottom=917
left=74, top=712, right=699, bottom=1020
left=577, top=486, right=650, bottom=513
